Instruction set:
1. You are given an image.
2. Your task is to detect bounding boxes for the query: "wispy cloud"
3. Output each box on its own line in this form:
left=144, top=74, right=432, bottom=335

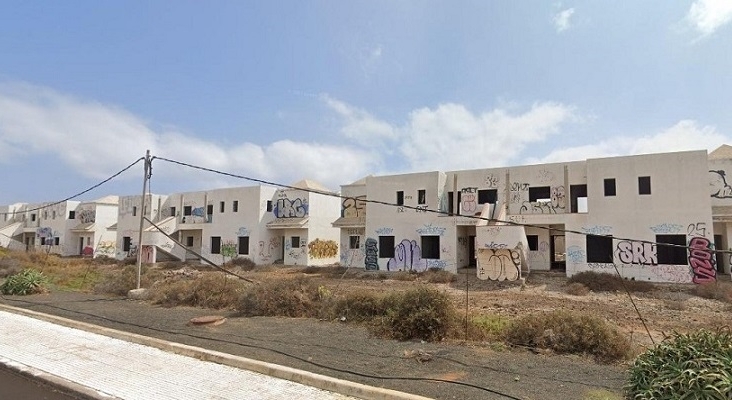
left=531, top=120, right=729, bottom=163
left=553, top=8, right=575, bottom=33
left=0, top=81, right=580, bottom=193
left=686, top=0, right=732, bottom=37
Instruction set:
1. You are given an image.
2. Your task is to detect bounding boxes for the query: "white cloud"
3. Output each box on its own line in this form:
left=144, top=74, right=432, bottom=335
left=533, top=120, right=729, bottom=163
left=0, top=82, right=378, bottom=191
left=400, top=102, right=576, bottom=171
left=323, top=94, right=397, bottom=145
left=686, top=0, right=732, bottom=37
left=553, top=8, right=575, bottom=32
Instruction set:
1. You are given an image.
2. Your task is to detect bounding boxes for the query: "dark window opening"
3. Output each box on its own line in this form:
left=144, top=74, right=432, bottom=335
left=527, top=235, right=539, bottom=251
left=210, top=237, right=221, bottom=254
left=207, top=204, right=214, bottom=215
left=421, top=236, right=440, bottom=259
left=170, top=207, right=176, bottom=217
left=656, top=234, right=687, bottom=265
left=417, top=190, right=426, bottom=205
left=233, top=201, right=239, bottom=212
left=220, top=201, right=225, bottom=213
left=31, top=213, right=36, bottom=222
left=183, top=206, right=192, bottom=216
left=132, top=206, right=137, bottom=217
left=238, top=236, right=249, bottom=255
left=396, top=191, right=404, bottom=206
left=54, top=237, right=59, bottom=246
left=349, top=236, right=360, bottom=249
left=529, top=186, right=551, bottom=202
left=291, top=236, right=300, bottom=248
left=604, top=178, right=616, bottom=197
left=379, top=236, right=395, bottom=258
left=266, top=200, right=273, bottom=212
left=638, top=176, right=651, bottom=195
left=40, top=237, right=46, bottom=246
left=68, top=211, right=75, bottom=219
left=186, top=236, right=194, bottom=247
left=478, top=189, right=498, bottom=204
left=570, top=184, right=588, bottom=213
left=448, top=192, right=454, bottom=215
left=587, top=235, right=613, bottom=263
left=123, top=237, right=131, bottom=252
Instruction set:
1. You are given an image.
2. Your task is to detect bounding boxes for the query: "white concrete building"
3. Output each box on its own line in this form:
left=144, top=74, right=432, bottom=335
left=118, top=180, right=341, bottom=266
left=68, top=196, right=119, bottom=257
left=333, top=148, right=731, bottom=284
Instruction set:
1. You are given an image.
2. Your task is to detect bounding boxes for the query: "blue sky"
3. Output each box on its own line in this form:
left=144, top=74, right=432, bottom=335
left=1, top=1, right=731, bottom=204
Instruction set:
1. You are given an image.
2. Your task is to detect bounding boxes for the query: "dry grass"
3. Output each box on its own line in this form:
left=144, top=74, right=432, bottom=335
left=565, top=282, right=590, bottom=296
left=149, top=273, right=248, bottom=309
left=691, top=281, right=732, bottom=303
left=421, top=269, right=457, bottom=283
left=94, top=265, right=164, bottom=295
left=391, top=271, right=419, bottom=281
left=568, top=271, right=655, bottom=293
left=504, top=310, right=631, bottom=363
left=238, top=277, right=323, bottom=318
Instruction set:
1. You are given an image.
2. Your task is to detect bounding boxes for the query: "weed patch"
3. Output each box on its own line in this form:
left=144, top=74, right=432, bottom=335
left=373, top=287, right=457, bottom=342
left=238, top=277, right=322, bottom=318
left=505, top=310, right=631, bottom=363
left=1, top=269, right=48, bottom=295
left=691, top=282, right=732, bottom=303
left=627, top=328, right=732, bottom=399
left=94, top=265, right=163, bottom=295
left=565, top=282, right=590, bottom=296
left=421, top=269, right=457, bottom=283
left=568, top=271, right=654, bottom=293
left=150, top=273, right=247, bottom=309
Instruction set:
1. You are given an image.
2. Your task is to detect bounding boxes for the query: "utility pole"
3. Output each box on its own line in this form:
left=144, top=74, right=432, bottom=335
left=136, top=150, right=151, bottom=290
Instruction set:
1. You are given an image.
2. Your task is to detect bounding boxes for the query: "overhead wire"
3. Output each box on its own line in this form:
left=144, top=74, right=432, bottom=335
left=151, top=155, right=729, bottom=256
left=0, top=157, right=145, bottom=217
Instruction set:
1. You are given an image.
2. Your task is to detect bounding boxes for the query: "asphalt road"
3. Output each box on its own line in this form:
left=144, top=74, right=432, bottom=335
left=0, top=365, right=82, bottom=400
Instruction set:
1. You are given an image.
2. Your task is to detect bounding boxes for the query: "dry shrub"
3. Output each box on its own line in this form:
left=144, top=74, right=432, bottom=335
left=238, top=277, right=322, bottom=318
left=90, top=255, right=117, bottom=265
left=329, top=290, right=387, bottom=322
left=150, top=273, right=247, bottom=309
left=372, top=287, right=457, bottom=342
left=225, top=257, right=257, bottom=271
left=504, top=310, right=631, bottom=363
left=94, top=265, right=163, bottom=295
left=568, top=271, right=654, bottom=293
left=565, top=282, right=590, bottom=296
left=391, top=271, right=418, bottom=281
left=0, top=256, right=22, bottom=278
left=422, top=269, right=457, bottom=283
left=691, top=282, right=732, bottom=303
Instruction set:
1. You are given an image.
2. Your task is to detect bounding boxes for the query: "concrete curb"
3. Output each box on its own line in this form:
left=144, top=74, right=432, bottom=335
left=0, top=304, right=432, bottom=400
left=0, top=356, right=121, bottom=400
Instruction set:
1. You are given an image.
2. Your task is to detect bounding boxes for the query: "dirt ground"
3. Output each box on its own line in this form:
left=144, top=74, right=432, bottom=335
left=2, top=268, right=730, bottom=400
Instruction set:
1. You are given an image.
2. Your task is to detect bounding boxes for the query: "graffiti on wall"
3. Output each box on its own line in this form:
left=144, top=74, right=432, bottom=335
left=96, top=241, right=116, bottom=257
left=342, top=196, right=366, bottom=218
left=460, top=187, right=478, bottom=214
left=510, top=182, right=529, bottom=204
left=141, top=245, right=154, bottom=263
left=477, top=248, right=520, bottom=281
left=688, top=237, right=716, bottom=284
left=710, top=170, right=732, bottom=198
left=484, top=174, right=499, bottom=189
left=36, top=227, right=53, bottom=240
left=615, top=241, right=657, bottom=265
left=274, top=198, right=309, bottom=218
left=536, top=169, right=556, bottom=183
left=687, top=222, right=707, bottom=237
left=649, top=265, right=692, bottom=283
left=519, top=186, right=565, bottom=214
left=566, top=246, right=585, bottom=265
left=77, top=209, right=96, bottom=224
left=416, top=224, right=446, bottom=236
left=375, top=227, right=393, bottom=235
left=387, top=239, right=427, bottom=272
left=258, top=238, right=280, bottom=262
left=237, top=227, right=250, bottom=237
left=308, top=239, right=338, bottom=259
left=581, top=225, right=612, bottom=235
left=649, top=223, right=684, bottom=234
left=364, top=238, right=378, bottom=270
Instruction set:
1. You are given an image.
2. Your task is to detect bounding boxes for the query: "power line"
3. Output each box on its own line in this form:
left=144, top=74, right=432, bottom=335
left=151, top=155, right=728, bottom=256
left=0, top=157, right=145, bottom=217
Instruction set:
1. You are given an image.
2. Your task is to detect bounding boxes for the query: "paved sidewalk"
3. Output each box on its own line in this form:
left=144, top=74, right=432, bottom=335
left=0, top=309, right=360, bottom=400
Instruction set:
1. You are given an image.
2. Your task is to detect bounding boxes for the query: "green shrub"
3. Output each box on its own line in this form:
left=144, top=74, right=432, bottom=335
left=627, top=329, right=732, bottom=399
left=0, top=269, right=48, bottom=295
left=150, top=273, right=246, bottom=309
left=470, top=314, right=510, bottom=340
left=504, top=310, right=630, bottom=363
left=373, top=287, right=457, bottom=342
left=238, top=277, right=322, bottom=318
left=568, top=271, right=654, bottom=293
